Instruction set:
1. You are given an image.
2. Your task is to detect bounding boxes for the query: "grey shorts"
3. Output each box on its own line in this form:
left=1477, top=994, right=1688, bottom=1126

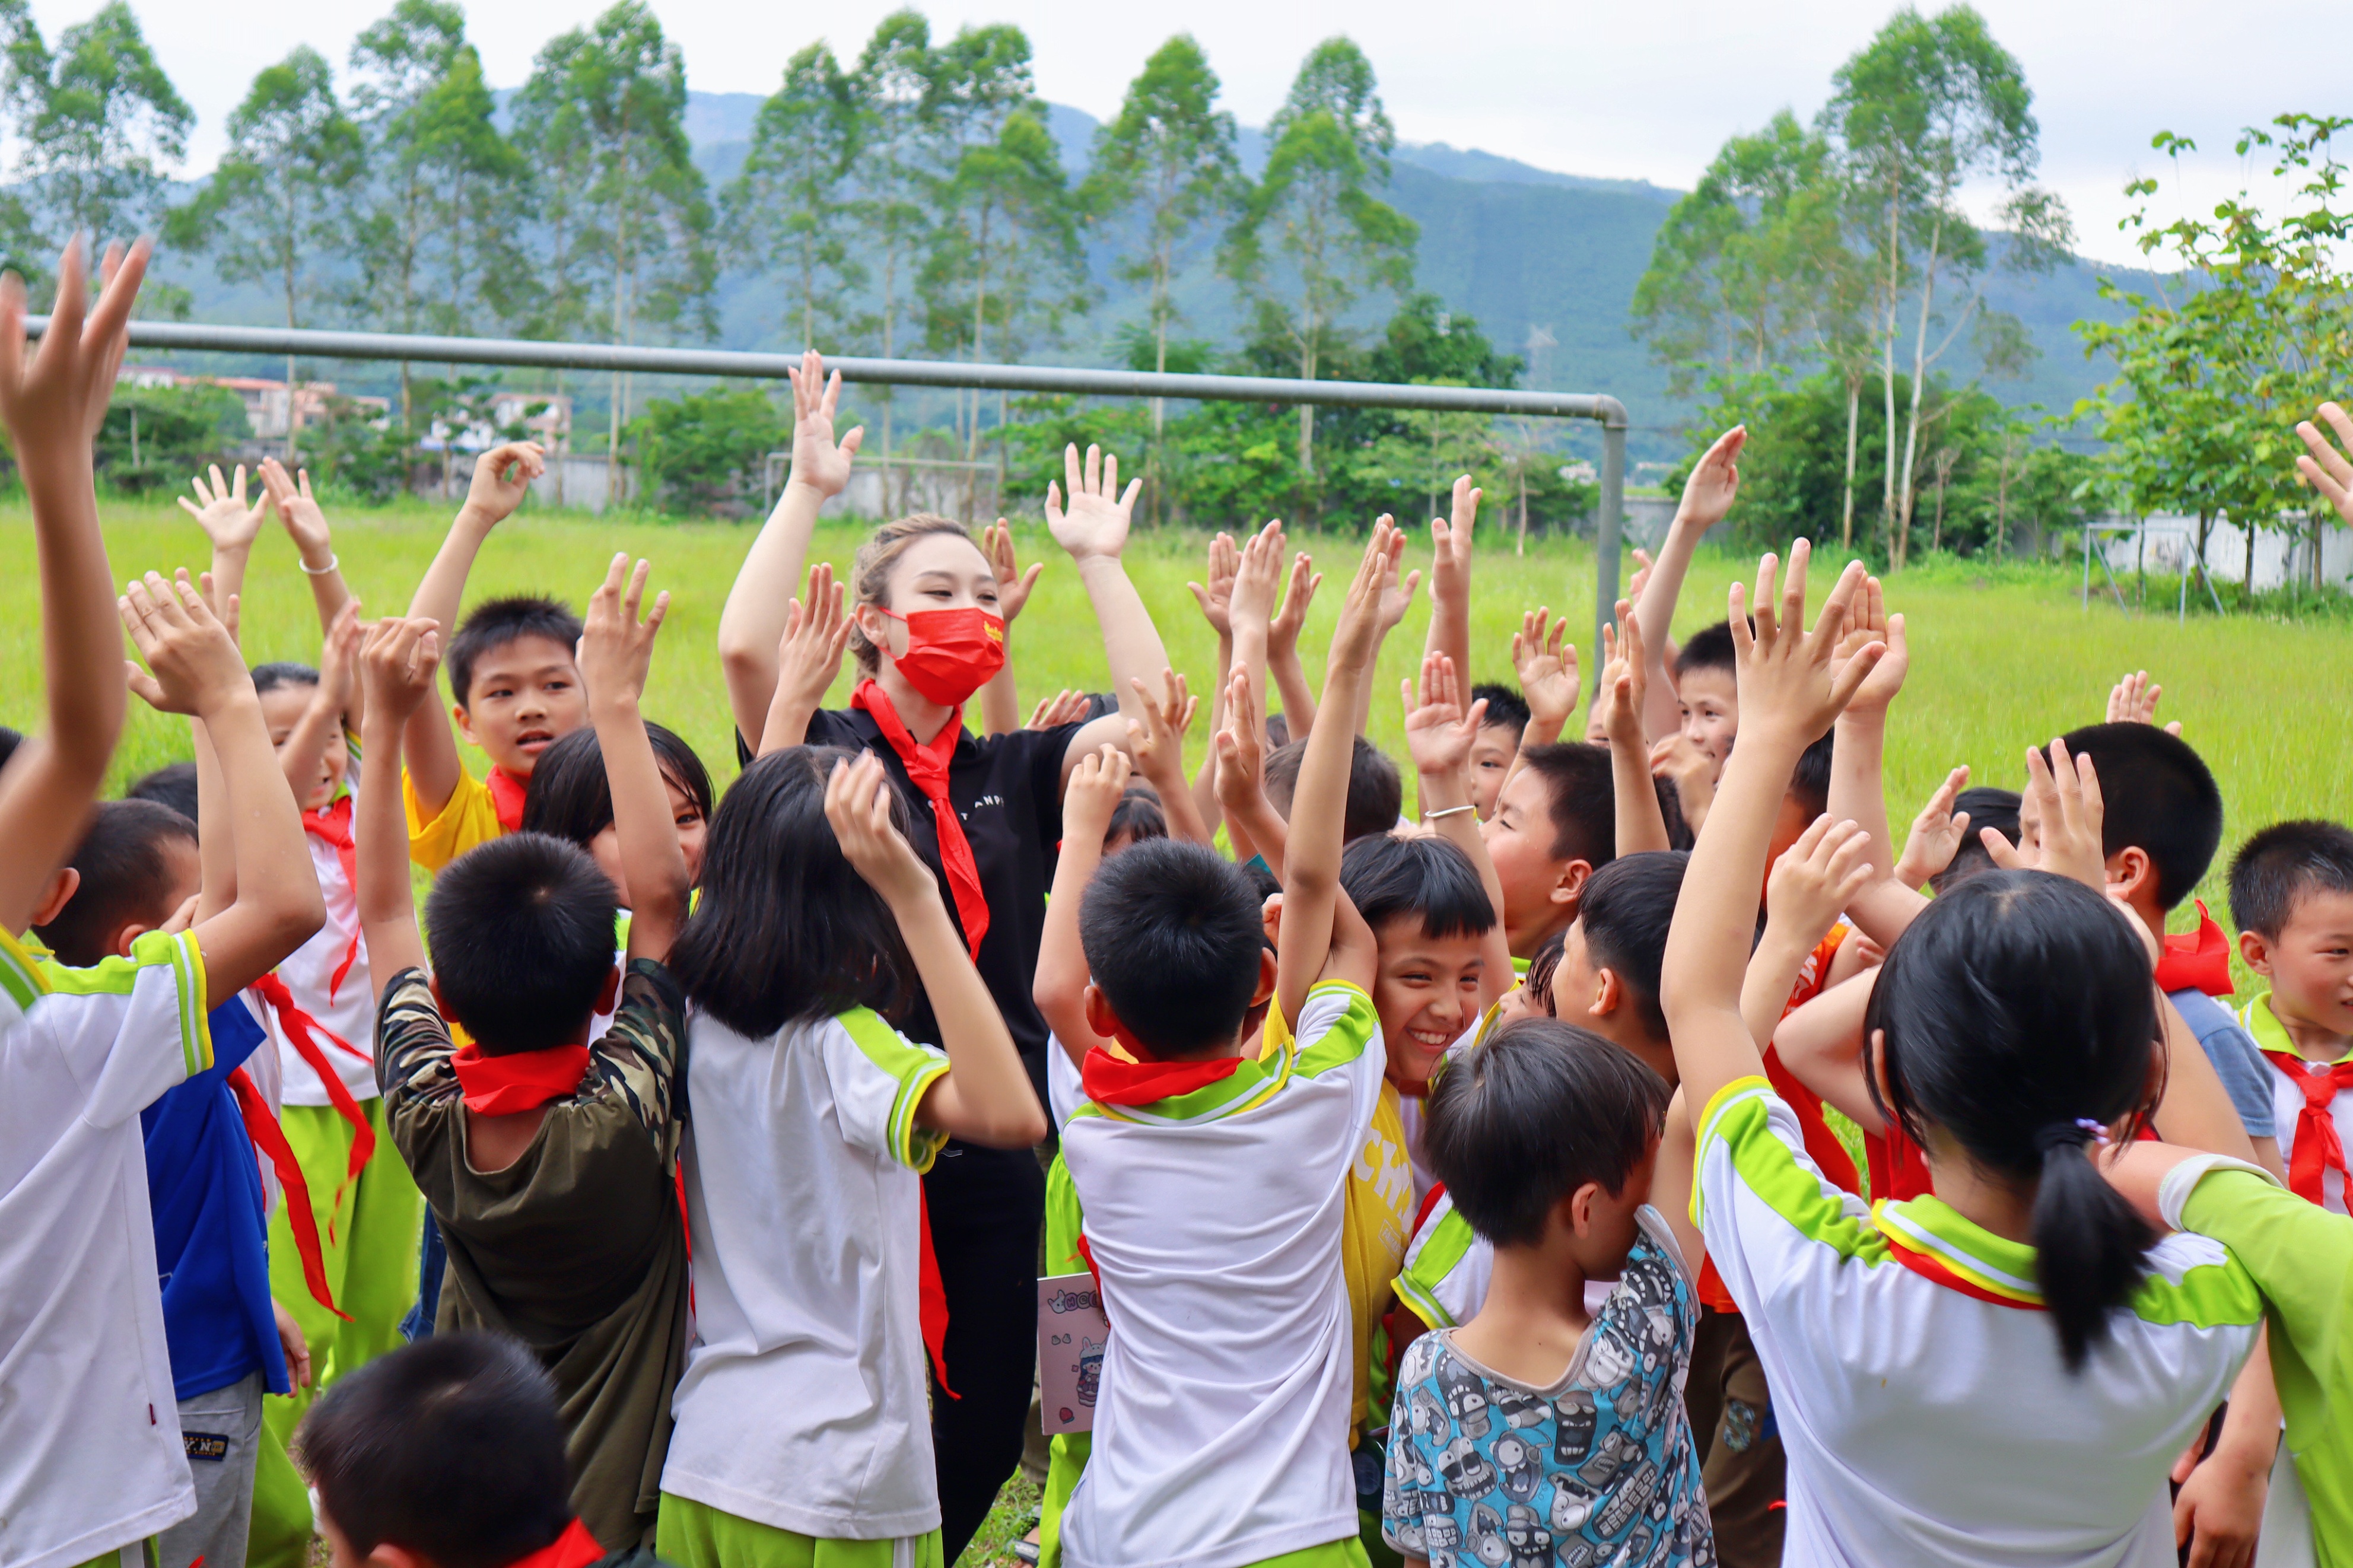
left=158, top=1372, right=266, bottom=1568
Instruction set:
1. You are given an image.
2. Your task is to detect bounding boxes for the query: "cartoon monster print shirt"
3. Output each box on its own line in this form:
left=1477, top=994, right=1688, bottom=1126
left=1382, top=1206, right=1712, bottom=1568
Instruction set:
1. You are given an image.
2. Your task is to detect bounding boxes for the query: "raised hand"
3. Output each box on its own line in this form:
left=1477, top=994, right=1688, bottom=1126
left=1124, top=668, right=1197, bottom=784
left=459, top=441, right=546, bottom=532
left=1333, top=519, right=1407, bottom=674
left=1511, top=607, right=1580, bottom=731
left=1404, top=651, right=1488, bottom=781
left=1893, top=765, right=1973, bottom=888
left=1214, top=667, right=1267, bottom=816
left=2294, top=400, right=2353, bottom=526
left=1027, top=689, right=1090, bottom=730
left=1229, top=520, right=1283, bottom=634
left=776, top=561, right=851, bottom=713
left=579, top=553, right=668, bottom=710
left=1598, top=602, right=1646, bottom=748
left=1677, top=425, right=1746, bottom=531
left=358, top=616, right=444, bottom=726
left=1371, top=514, right=1424, bottom=635
left=1983, top=737, right=2112, bottom=899
left=1063, top=743, right=1135, bottom=847
left=120, top=570, right=249, bottom=717
left=1831, top=576, right=1908, bottom=717
left=2106, top=670, right=2181, bottom=736
left=1766, top=815, right=1877, bottom=952
left=0, top=234, right=150, bottom=454
left=178, top=463, right=269, bottom=553
left=1727, top=542, right=1880, bottom=749
left=786, top=350, right=863, bottom=499
left=1267, top=549, right=1321, bottom=659
left=316, top=597, right=363, bottom=716
left=1186, top=532, right=1241, bottom=637
left=826, top=750, right=937, bottom=909
left=1429, top=475, right=1480, bottom=605
left=984, top=519, right=1044, bottom=624
left=259, top=457, right=333, bottom=562
left=1045, top=443, right=1140, bottom=562
left=1625, top=546, right=1658, bottom=603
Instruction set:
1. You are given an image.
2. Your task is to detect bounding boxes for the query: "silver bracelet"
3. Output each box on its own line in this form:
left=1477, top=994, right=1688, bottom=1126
left=298, top=553, right=339, bottom=577
left=1424, top=803, right=1477, bottom=820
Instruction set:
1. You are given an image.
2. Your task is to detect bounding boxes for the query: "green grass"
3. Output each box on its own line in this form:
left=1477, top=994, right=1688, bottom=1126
left=5, top=492, right=2349, bottom=959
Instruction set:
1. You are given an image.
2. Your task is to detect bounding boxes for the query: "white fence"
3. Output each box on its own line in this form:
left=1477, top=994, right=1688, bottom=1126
left=2097, top=513, right=2353, bottom=594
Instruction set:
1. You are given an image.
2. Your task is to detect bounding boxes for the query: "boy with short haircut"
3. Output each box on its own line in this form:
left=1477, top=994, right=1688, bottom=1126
left=1384, top=1017, right=1707, bottom=1567
left=2228, top=819, right=2353, bottom=1212
left=1057, top=527, right=1398, bottom=1568
left=1479, top=742, right=1616, bottom=961
left=397, top=441, right=584, bottom=872
left=296, top=1331, right=648, bottom=1568
left=358, top=558, right=692, bottom=1548
left=1263, top=732, right=1404, bottom=843
left=1466, top=682, right=1529, bottom=818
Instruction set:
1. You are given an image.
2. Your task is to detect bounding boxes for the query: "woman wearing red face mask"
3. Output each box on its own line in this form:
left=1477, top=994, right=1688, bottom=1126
left=715, top=354, right=1177, bottom=1563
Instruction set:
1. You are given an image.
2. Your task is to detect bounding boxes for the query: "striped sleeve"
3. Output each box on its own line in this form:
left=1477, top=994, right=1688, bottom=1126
left=1395, top=1197, right=1487, bottom=1332
left=31, top=928, right=211, bottom=1128
left=1693, top=1076, right=1886, bottom=1315
left=1292, top=979, right=1379, bottom=1079
left=831, top=1007, right=952, bottom=1173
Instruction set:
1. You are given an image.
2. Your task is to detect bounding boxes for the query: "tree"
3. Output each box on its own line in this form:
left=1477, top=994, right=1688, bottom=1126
left=4, top=1, right=190, bottom=243
left=726, top=43, right=864, bottom=352
left=1824, top=4, right=2071, bottom=567
left=166, top=46, right=360, bottom=457
left=848, top=10, right=942, bottom=487
left=514, top=0, right=716, bottom=500
left=1222, top=37, right=1417, bottom=499
left=1080, top=35, right=1242, bottom=514
left=631, top=386, right=786, bottom=515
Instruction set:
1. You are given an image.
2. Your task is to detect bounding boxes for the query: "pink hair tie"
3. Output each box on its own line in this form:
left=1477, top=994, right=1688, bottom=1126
left=2075, top=1118, right=2113, bottom=1148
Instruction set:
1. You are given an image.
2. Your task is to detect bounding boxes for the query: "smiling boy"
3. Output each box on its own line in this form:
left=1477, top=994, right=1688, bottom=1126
left=2229, top=820, right=2353, bottom=1212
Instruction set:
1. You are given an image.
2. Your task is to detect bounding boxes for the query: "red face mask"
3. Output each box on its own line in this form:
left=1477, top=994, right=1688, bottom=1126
left=882, top=606, right=1006, bottom=707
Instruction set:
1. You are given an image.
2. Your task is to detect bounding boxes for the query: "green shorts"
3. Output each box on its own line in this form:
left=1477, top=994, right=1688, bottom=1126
left=654, top=1493, right=942, bottom=1568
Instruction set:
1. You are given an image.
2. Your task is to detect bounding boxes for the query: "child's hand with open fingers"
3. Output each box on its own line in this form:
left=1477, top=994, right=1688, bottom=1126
left=1187, top=532, right=1240, bottom=637
left=1831, top=577, right=1907, bottom=718
left=1728, top=542, right=1881, bottom=749
left=1677, top=426, right=1746, bottom=530
left=1268, top=549, right=1320, bottom=659
left=0, top=234, right=150, bottom=456
left=580, top=553, right=668, bottom=711
left=1063, top=743, right=1134, bottom=848
left=1371, top=515, right=1423, bottom=635
left=358, top=616, right=444, bottom=725
left=1046, top=443, right=1140, bottom=562
left=1214, top=667, right=1267, bottom=815
left=1767, top=815, right=1877, bottom=955
left=776, top=561, right=850, bottom=710
left=259, top=457, right=335, bottom=564
left=1028, top=689, right=1089, bottom=729
left=1229, top=520, right=1283, bottom=635
left=984, top=520, right=1044, bottom=624
left=1985, top=738, right=2112, bottom=898
left=2294, top=400, right=2353, bottom=527
left=2105, top=670, right=2181, bottom=736
left=459, top=441, right=546, bottom=531
left=1404, top=651, right=1487, bottom=781
left=827, top=752, right=937, bottom=910
left=1429, top=475, right=1479, bottom=604
left=1600, top=602, right=1647, bottom=749
left=1331, top=519, right=1407, bottom=673
left=120, top=570, right=250, bottom=718
left=1512, top=607, right=1580, bottom=731
left=786, top=351, right=864, bottom=499
left=1124, top=669, right=1196, bottom=793
left=179, top=463, right=269, bottom=554
left=1893, top=765, right=1972, bottom=888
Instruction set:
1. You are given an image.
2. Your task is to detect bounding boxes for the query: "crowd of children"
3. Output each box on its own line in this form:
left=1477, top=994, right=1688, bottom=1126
left=5, top=236, right=2353, bottom=1568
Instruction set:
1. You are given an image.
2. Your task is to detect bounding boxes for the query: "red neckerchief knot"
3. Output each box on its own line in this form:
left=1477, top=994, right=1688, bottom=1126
left=851, top=679, right=988, bottom=959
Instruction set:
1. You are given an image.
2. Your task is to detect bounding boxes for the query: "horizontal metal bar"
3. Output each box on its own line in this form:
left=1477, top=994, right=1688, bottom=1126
left=31, top=316, right=1627, bottom=426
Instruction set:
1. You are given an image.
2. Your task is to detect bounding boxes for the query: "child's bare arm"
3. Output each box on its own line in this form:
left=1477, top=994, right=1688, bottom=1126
left=1404, top=652, right=1515, bottom=1007
left=179, top=464, right=268, bottom=628
left=1600, top=606, right=1671, bottom=854
left=1661, top=544, right=1881, bottom=1116
left=356, top=619, right=444, bottom=984
left=829, top=753, right=1045, bottom=1147
left=1125, top=672, right=1214, bottom=845
left=1741, top=815, right=1874, bottom=1052
left=1214, top=669, right=1288, bottom=877
left=718, top=353, right=860, bottom=745
left=1349, top=518, right=1422, bottom=737
left=0, top=238, right=145, bottom=934
left=1636, top=425, right=1744, bottom=742
left=275, top=600, right=361, bottom=807
left=1036, top=746, right=1131, bottom=1068
left=580, top=555, right=688, bottom=962
left=123, top=573, right=326, bottom=999
left=1654, top=1088, right=1707, bottom=1284
left=1891, top=766, right=1972, bottom=889
left=1279, top=526, right=1398, bottom=1023
left=1770, top=968, right=1885, bottom=1131
left=402, top=440, right=546, bottom=816
left=1267, top=549, right=1322, bottom=741
left=756, top=564, right=851, bottom=756
left=1825, top=579, right=1908, bottom=883
left=1420, top=476, right=1477, bottom=691
left=260, top=459, right=355, bottom=636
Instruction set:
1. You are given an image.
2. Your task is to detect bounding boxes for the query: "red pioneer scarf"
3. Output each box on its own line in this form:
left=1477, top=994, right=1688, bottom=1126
left=249, top=973, right=375, bottom=1239
left=450, top=1042, right=592, bottom=1115
left=2263, top=1048, right=2353, bottom=1206
left=485, top=766, right=530, bottom=834
left=850, top=680, right=988, bottom=960
left=1082, top=1046, right=1243, bottom=1107
left=225, top=1066, right=349, bottom=1321
left=504, top=1517, right=606, bottom=1568
left=2154, top=900, right=2233, bottom=998
left=302, top=794, right=362, bottom=1001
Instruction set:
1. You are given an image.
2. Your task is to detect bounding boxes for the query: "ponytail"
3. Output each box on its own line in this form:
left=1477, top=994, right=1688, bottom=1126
left=2030, top=1122, right=2157, bottom=1372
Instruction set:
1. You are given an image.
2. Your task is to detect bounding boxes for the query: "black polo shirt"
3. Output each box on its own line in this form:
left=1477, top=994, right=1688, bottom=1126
left=787, top=709, right=1080, bottom=1090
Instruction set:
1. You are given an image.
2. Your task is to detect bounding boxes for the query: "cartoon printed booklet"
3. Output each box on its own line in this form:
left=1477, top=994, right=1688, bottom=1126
left=1038, top=1271, right=1109, bottom=1435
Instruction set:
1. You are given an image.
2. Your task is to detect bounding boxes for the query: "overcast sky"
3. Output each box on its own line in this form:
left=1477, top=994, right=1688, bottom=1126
left=77, top=0, right=2341, bottom=269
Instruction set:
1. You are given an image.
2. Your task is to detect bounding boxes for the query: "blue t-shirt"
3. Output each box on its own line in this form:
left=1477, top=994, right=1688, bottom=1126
left=141, top=996, right=288, bottom=1401
left=1384, top=1207, right=1712, bottom=1567
left=2169, top=988, right=2276, bottom=1143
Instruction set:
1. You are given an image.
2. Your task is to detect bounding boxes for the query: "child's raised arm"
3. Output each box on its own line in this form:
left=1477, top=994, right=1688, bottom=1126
left=274, top=599, right=361, bottom=809
left=1277, top=526, right=1395, bottom=1025
left=1636, top=425, right=1744, bottom=742
left=260, top=458, right=355, bottom=635
left=578, top=554, right=688, bottom=962
left=1213, top=669, right=1287, bottom=877
left=121, top=571, right=326, bottom=998
left=1403, top=651, right=1515, bottom=1008
left=1267, top=548, right=1322, bottom=742
left=1890, top=766, right=1972, bottom=889
left=355, top=618, right=444, bottom=985
left=1184, top=530, right=1242, bottom=833
left=756, top=562, right=851, bottom=756
left=1349, top=516, right=1422, bottom=737
left=1660, top=543, right=1879, bottom=1116
left=1035, top=745, right=1132, bottom=1067
left=1042, top=444, right=1179, bottom=789
left=1420, top=475, right=1478, bottom=694
left=177, top=464, right=268, bottom=624
left=1823, top=581, right=1932, bottom=947
left=0, top=237, right=146, bottom=934
left=1597, top=604, right=1670, bottom=855
left=400, top=440, right=546, bottom=818
left=828, top=752, right=1045, bottom=1147
left=718, top=354, right=861, bottom=747
left=1125, top=671, right=1214, bottom=845
left=1740, top=815, right=1874, bottom=1053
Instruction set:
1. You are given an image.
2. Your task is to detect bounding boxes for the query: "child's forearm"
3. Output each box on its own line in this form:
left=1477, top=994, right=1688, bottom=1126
left=1279, top=654, right=1364, bottom=1021
left=1738, top=925, right=1817, bottom=1057
left=1270, top=645, right=1319, bottom=742
left=208, top=543, right=252, bottom=640
left=1634, top=514, right=1705, bottom=742
left=1036, top=821, right=1109, bottom=1063
left=718, top=481, right=825, bottom=745
left=1770, top=969, right=1883, bottom=1131
left=400, top=518, right=487, bottom=815
left=1608, top=727, right=1671, bottom=856
left=193, top=720, right=234, bottom=923
left=596, top=690, right=688, bottom=958
left=1829, top=711, right=1899, bottom=889
left=899, top=890, right=1045, bottom=1146
left=193, top=689, right=326, bottom=1000
left=1189, top=637, right=1231, bottom=841
left=2153, top=995, right=2260, bottom=1162
left=356, top=715, right=425, bottom=977
left=277, top=690, right=342, bottom=808
left=1419, top=764, right=1515, bottom=1007
left=756, top=686, right=823, bottom=758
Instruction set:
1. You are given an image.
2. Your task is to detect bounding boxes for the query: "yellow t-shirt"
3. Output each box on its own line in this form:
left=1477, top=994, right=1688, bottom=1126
left=403, top=767, right=503, bottom=873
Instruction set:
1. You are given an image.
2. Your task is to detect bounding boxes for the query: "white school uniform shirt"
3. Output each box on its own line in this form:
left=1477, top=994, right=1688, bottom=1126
left=261, top=818, right=377, bottom=1105
left=662, top=1005, right=950, bottom=1539
left=0, top=929, right=210, bottom=1568
left=1693, top=1076, right=2263, bottom=1568
left=2243, top=995, right=2353, bottom=1214
left=1395, top=1190, right=1614, bottom=1338
left=1059, top=979, right=1386, bottom=1568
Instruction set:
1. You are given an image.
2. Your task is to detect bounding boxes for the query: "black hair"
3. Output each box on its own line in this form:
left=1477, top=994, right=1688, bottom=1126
left=2229, top=819, right=2353, bottom=941
left=2053, top=723, right=2222, bottom=911
left=670, top=747, right=914, bottom=1037
left=444, top=595, right=583, bottom=710
left=423, top=833, right=619, bottom=1054
left=1079, top=838, right=1266, bottom=1059
left=1518, top=742, right=1616, bottom=869
left=519, top=723, right=714, bottom=850
left=0, top=724, right=24, bottom=772
left=250, top=661, right=320, bottom=696
left=1674, top=618, right=1746, bottom=680
left=1578, top=850, right=1690, bottom=1041
left=1929, top=787, right=2021, bottom=896
left=1471, top=682, right=1531, bottom=736
left=294, top=1331, right=571, bottom=1568
left=1104, top=783, right=1168, bottom=850
left=1263, top=711, right=1292, bottom=751
left=1788, top=729, right=1836, bottom=820
left=35, top=800, right=198, bottom=966
left=1339, top=833, right=1495, bottom=941
left=1263, top=734, right=1403, bottom=844
left=1865, top=870, right=2161, bottom=1371
left=1523, top=925, right=1567, bottom=1017
left=126, top=761, right=201, bottom=826
left=1424, top=1016, right=1670, bottom=1246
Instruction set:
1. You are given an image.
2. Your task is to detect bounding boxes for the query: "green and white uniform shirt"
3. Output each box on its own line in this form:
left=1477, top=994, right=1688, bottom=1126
left=1060, top=980, right=1385, bottom=1568
left=662, top=1005, right=949, bottom=1541
left=1694, top=1076, right=2263, bottom=1568
left=0, top=929, right=212, bottom=1568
